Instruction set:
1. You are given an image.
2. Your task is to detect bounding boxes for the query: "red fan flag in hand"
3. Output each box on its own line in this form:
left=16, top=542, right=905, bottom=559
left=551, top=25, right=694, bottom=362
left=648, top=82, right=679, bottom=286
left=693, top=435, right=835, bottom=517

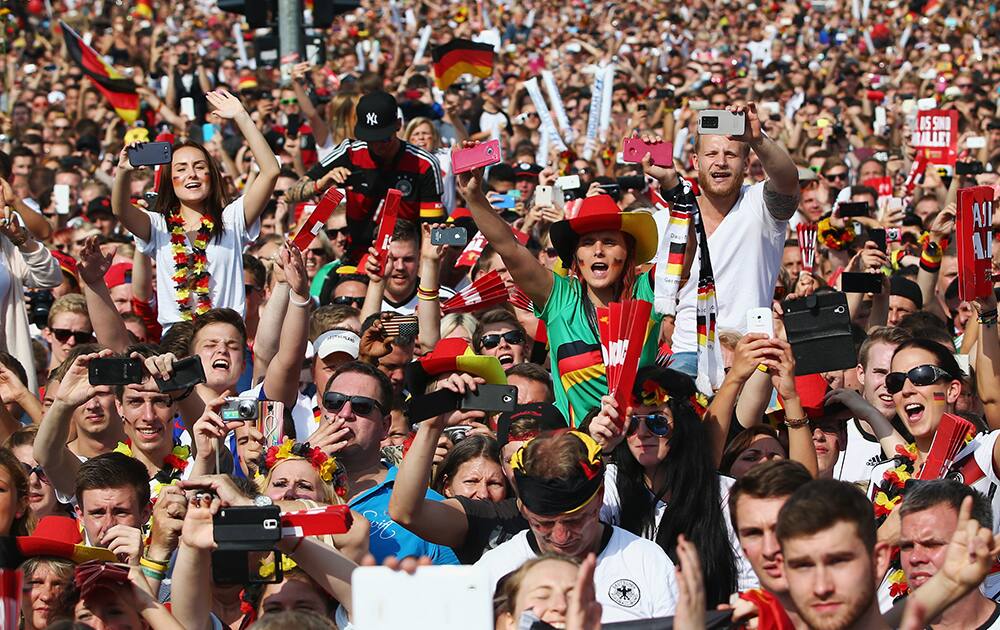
left=796, top=223, right=817, bottom=274
left=0, top=569, right=20, bottom=630
left=955, top=185, right=995, bottom=301
left=357, top=189, right=402, bottom=275
left=600, top=299, right=653, bottom=428
left=917, top=413, right=975, bottom=480
left=509, top=286, right=535, bottom=312
left=291, top=187, right=344, bottom=252
left=441, top=271, right=509, bottom=314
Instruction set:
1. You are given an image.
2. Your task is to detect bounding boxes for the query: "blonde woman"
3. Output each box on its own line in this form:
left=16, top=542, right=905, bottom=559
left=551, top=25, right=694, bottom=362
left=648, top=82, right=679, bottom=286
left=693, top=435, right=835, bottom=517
left=404, top=116, right=457, bottom=213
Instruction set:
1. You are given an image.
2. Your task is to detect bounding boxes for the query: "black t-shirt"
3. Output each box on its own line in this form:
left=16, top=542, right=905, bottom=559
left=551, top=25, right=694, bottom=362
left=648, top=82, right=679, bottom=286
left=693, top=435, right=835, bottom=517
left=453, top=496, right=528, bottom=564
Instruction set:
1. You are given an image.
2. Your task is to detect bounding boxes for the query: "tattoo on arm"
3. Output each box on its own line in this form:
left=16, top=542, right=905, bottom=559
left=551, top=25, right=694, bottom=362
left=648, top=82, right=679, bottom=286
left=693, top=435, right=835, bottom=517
left=763, top=180, right=800, bottom=221
left=285, top=177, right=317, bottom=204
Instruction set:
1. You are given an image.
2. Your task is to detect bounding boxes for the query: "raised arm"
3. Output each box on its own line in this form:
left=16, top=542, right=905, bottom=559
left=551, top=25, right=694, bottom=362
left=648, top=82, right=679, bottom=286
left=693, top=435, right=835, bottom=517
left=77, top=237, right=132, bottom=353
left=455, top=142, right=553, bottom=309
left=204, top=90, right=279, bottom=228
left=974, top=293, right=1000, bottom=430
left=768, top=340, right=818, bottom=477
left=0, top=177, right=50, bottom=240
left=260, top=245, right=311, bottom=408
left=291, top=63, right=330, bottom=146
left=111, top=144, right=153, bottom=241
left=730, top=103, right=800, bottom=213
left=416, top=223, right=444, bottom=352
left=251, top=279, right=289, bottom=383
left=34, top=351, right=115, bottom=497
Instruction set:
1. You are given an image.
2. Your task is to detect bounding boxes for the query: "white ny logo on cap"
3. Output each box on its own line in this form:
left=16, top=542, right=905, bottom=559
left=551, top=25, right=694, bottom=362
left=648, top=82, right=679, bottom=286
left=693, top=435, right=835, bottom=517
left=366, top=112, right=378, bottom=126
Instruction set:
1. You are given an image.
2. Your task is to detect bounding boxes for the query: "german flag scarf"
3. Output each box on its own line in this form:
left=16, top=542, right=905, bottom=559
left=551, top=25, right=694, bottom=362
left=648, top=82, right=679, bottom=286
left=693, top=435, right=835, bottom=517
left=651, top=180, right=719, bottom=394
left=60, top=21, right=140, bottom=123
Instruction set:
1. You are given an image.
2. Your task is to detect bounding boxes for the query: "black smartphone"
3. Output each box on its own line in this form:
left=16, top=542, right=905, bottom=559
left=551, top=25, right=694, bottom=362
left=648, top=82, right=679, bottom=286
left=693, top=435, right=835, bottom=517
left=867, top=228, right=887, bottom=253
left=407, top=389, right=461, bottom=423
left=837, top=202, right=871, bottom=218
left=212, top=505, right=283, bottom=584
left=841, top=272, right=884, bottom=294
left=127, top=142, right=173, bottom=167
left=599, top=183, right=621, bottom=197
left=88, top=358, right=144, bottom=386
left=956, top=161, right=985, bottom=176
left=430, top=226, right=468, bottom=246
left=286, top=114, right=301, bottom=139
left=460, top=384, right=518, bottom=413
left=154, top=356, right=206, bottom=392
left=616, top=176, right=646, bottom=191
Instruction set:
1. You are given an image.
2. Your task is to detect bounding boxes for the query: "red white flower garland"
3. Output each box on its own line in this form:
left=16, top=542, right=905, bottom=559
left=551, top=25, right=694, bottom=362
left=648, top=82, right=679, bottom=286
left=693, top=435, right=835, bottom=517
left=168, top=209, right=213, bottom=320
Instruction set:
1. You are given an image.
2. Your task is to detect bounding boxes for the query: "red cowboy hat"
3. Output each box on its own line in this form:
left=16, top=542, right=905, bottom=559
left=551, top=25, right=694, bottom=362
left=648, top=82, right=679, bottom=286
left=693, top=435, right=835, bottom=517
left=548, top=194, right=658, bottom=267
left=16, top=516, right=116, bottom=563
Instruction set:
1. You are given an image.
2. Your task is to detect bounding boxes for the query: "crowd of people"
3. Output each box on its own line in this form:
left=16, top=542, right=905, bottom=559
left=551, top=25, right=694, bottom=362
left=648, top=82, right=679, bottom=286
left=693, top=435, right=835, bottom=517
left=0, top=0, right=1000, bottom=628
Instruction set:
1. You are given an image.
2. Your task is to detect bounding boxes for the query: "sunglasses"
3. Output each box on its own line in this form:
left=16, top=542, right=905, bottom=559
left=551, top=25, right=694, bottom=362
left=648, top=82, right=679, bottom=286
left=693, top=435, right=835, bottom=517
left=325, top=227, right=351, bottom=239
left=885, top=364, right=954, bottom=395
left=824, top=171, right=848, bottom=181
left=322, top=392, right=386, bottom=416
left=280, top=98, right=298, bottom=105
left=51, top=328, right=94, bottom=344
left=480, top=330, right=525, bottom=349
left=331, top=295, right=365, bottom=307
left=21, top=463, right=48, bottom=484
left=626, top=413, right=672, bottom=437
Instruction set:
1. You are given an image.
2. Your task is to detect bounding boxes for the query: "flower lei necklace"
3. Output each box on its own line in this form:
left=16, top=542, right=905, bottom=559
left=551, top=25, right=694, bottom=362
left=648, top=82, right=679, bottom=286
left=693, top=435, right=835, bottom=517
left=872, top=443, right=919, bottom=600
left=114, top=440, right=192, bottom=494
left=167, top=208, right=214, bottom=320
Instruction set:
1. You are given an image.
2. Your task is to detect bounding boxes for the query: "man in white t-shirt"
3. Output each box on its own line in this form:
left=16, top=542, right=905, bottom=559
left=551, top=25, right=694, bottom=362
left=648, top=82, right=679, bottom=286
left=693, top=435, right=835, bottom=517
left=649, top=102, right=800, bottom=386
left=475, top=431, right=677, bottom=623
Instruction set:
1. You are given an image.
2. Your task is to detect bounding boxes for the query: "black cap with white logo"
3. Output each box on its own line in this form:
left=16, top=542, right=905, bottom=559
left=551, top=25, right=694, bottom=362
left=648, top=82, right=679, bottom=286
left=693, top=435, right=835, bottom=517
left=354, top=91, right=399, bottom=142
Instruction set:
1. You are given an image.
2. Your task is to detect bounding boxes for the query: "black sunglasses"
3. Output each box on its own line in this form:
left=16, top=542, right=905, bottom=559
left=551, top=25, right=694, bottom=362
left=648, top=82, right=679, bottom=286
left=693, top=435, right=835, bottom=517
left=885, top=365, right=954, bottom=395
left=331, top=296, right=365, bottom=307
left=322, top=392, right=386, bottom=416
left=824, top=171, right=849, bottom=181
left=21, top=462, right=48, bottom=484
left=480, top=330, right=525, bottom=349
left=626, top=413, right=672, bottom=437
left=51, top=328, right=94, bottom=344
left=325, top=227, right=351, bottom=239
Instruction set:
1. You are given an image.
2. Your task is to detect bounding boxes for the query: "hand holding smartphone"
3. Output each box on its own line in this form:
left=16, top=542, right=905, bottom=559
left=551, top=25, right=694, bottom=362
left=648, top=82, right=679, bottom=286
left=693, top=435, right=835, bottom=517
left=621, top=138, right=673, bottom=167
left=746, top=308, right=774, bottom=337
left=452, top=140, right=502, bottom=174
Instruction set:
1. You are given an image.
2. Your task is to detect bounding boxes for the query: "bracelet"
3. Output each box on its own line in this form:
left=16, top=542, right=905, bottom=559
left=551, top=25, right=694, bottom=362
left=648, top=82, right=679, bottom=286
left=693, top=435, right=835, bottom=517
left=784, top=416, right=810, bottom=429
left=141, top=566, right=166, bottom=581
left=140, top=556, right=169, bottom=572
left=978, top=309, right=998, bottom=327
left=417, top=286, right=439, bottom=301
left=289, top=293, right=312, bottom=307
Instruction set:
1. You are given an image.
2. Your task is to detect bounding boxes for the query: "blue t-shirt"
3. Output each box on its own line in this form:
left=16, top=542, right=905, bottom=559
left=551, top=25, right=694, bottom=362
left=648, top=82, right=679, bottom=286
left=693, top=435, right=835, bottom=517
left=349, top=466, right=459, bottom=564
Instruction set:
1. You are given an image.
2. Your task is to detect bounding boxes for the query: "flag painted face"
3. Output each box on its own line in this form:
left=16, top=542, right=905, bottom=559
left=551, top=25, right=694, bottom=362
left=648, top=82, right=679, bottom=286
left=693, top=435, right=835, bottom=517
left=575, top=230, right=629, bottom=291
left=171, top=146, right=212, bottom=205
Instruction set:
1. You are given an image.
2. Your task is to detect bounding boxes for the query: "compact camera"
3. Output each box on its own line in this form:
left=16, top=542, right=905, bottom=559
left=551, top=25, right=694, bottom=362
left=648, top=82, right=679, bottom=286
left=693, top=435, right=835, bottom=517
left=221, top=398, right=260, bottom=422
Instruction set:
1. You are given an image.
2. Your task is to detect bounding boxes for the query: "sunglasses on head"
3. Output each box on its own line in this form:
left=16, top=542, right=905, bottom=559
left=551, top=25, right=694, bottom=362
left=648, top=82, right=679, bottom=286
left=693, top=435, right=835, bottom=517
left=885, top=364, right=954, bottom=395
left=331, top=295, right=365, bottom=307
left=480, top=330, right=525, bottom=349
left=322, top=392, right=386, bottom=416
left=21, top=462, right=48, bottom=484
left=51, top=328, right=94, bottom=344
left=626, top=413, right=672, bottom=437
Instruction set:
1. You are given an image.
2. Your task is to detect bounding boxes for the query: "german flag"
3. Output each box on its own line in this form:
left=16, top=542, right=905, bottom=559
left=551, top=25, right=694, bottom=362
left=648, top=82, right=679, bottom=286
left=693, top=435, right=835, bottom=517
left=431, top=39, right=494, bottom=89
left=60, top=21, right=140, bottom=123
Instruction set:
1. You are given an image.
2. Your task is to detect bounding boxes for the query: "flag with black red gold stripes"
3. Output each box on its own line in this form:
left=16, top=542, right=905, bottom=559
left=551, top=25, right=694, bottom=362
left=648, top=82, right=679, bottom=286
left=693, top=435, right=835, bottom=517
left=432, top=39, right=495, bottom=89
left=60, top=21, right=140, bottom=123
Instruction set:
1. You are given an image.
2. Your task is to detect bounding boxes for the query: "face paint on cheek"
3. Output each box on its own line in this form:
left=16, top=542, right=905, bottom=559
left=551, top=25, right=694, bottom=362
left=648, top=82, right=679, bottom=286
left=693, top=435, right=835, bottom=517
left=933, top=392, right=947, bottom=402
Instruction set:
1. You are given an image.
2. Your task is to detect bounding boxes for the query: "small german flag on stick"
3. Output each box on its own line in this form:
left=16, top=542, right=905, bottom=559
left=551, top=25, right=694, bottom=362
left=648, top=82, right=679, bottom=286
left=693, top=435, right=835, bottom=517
left=432, top=39, right=495, bottom=89
left=60, top=21, right=140, bottom=123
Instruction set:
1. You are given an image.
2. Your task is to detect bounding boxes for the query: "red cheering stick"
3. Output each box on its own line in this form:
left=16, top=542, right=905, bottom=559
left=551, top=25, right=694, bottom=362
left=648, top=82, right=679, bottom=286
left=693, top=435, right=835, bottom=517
left=956, top=186, right=995, bottom=301
left=357, top=189, right=403, bottom=275
left=280, top=504, right=353, bottom=538
left=796, top=223, right=817, bottom=274
left=441, top=271, right=509, bottom=314
left=600, top=300, right=653, bottom=428
left=291, top=187, right=344, bottom=252
left=917, top=413, right=975, bottom=480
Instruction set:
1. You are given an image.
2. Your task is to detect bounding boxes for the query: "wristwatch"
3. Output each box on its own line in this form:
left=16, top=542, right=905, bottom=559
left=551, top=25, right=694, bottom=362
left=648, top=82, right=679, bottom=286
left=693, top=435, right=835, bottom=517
left=254, top=494, right=274, bottom=507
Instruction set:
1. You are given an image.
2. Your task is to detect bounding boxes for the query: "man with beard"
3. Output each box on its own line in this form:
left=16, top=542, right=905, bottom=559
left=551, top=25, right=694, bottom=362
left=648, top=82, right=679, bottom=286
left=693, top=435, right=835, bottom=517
left=648, top=103, right=799, bottom=382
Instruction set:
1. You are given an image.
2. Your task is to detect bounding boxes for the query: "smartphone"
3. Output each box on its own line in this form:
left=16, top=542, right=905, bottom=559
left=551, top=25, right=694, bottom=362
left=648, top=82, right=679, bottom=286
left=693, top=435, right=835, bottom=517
left=689, top=99, right=709, bottom=111
left=746, top=308, right=774, bottom=337
left=616, top=176, right=646, bottom=191
left=430, top=226, right=468, bottom=246
left=286, top=114, right=302, bottom=139
left=212, top=505, right=283, bottom=585
left=180, top=96, right=196, bottom=120
left=555, top=174, right=581, bottom=190
left=202, top=123, right=217, bottom=143
left=452, top=139, right=502, bottom=174
left=867, top=228, right=887, bottom=252
left=460, top=384, right=518, bottom=413
left=493, top=193, right=517, bottom=209
left=836, top=201, right=871, bottom=218
left=127, top=142, right=173, bottom=167
left=955, top=161, right=985, bottom=176
left=534, top=185, right=563, bottom=208
left=841, top=272, right=884, bottom=294
left=916, top=97, right=937, bottom=111
left=352, top=566, right=493, bottom=629
left=966, top=136, right=987, bottom=149
left=621, top=138, right=673, bottom=167
left=88, top=358, right=144, bottom=386
left=698, top=110, right=746, bottom=136
left=886, top=227, right=901, bottom=243
left=53, top=184, right=71, bottom=215
left=154, top=355, right=206, bottom=392
left=598, top=183, right=621, bottom=197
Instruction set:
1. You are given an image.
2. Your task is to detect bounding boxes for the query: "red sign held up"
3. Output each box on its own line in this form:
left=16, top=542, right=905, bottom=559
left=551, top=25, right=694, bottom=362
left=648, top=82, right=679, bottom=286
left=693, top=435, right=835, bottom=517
left=911, top=110, right=959, bottom=165
left=956, top=185, right=995, bottom=301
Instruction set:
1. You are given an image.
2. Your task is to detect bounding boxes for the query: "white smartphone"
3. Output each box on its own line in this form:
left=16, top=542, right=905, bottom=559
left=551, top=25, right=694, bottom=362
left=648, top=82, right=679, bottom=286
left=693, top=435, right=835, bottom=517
left=180, top=97, right=196, bottom=121
left=53, top=184, right=71, bottom=215
left=555, top=174, right=581, bottom=190
left=689, top=99, right=709, bottom=111
left=534, top=185, right=563, bottom=209
left=761, top=101, right=781, bottom=115
left=746, top=307, right=774, bottom=337
left=966, top=136, right=987, bottom=149
left=917, top=97, right=938, bottom=111
left=698, top=109, right=746, bottom=136
left=352, top=566, right=493, bottom=629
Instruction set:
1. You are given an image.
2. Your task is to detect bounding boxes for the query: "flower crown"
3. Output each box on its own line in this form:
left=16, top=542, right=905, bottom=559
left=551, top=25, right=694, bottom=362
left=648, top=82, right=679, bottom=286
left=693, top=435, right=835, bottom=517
left=260, top=440, right=348, bottom=499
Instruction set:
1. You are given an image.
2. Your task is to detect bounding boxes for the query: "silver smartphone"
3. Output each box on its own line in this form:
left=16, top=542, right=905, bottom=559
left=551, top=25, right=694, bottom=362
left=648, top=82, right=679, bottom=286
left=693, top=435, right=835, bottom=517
left=698, top=110, right=746, bottom=136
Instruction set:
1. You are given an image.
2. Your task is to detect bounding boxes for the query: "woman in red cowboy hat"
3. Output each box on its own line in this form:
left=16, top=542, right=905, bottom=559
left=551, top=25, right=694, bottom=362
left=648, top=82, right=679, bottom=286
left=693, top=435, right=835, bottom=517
left=456, top=143, right=662, bottom=425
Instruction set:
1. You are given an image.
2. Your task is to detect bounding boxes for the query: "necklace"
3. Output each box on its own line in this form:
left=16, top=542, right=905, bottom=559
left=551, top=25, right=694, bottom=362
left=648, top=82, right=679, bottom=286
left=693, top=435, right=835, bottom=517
left=167, top=208, right=213, bottom=320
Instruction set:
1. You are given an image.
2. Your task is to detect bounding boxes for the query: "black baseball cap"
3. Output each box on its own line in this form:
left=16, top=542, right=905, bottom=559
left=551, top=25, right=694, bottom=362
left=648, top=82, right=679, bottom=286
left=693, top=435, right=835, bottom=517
left=354, top=91, right=400, bottom=142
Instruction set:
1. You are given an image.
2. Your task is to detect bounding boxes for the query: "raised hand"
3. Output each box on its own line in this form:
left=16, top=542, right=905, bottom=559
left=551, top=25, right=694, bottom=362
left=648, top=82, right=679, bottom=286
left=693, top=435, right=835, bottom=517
left=102, top=524, right=143, bottom=566
left=673, top=535, right=706, bottom=630
left=936, top=495, right=1000, bottom=593
left=54, top=350, right=115, bottom=408
left=636, top=132, right=679, bottom=189
left=589, top=395, right=626, bottom=453
left=180, top=492, right=221, bottom=551
left=453, top=141, right=488, bottom=204
left=420, top=223, right=447, bottom=262
left=205, top=89, right=247, bottom=120
left=728, top=333, right=779, bottom=383
left=146, top=484, right=188, bottom=561
left=566, top=553, right=601, bottom=630
left=78, top=236, right=116, bottom=285
left=280, top=243, right=310, bottom=298
left=0, top=206, right=29, bottom=247
left=726, top=102, right=764, bottom=145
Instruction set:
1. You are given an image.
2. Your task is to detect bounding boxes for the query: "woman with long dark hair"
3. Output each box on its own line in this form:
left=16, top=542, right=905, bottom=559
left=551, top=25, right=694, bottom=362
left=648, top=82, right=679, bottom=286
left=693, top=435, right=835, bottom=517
left=587, top=367, right=753, bottom=606
left=112, top=89, right=279, bottom=327
left=431, top=434, right=510, bottom=502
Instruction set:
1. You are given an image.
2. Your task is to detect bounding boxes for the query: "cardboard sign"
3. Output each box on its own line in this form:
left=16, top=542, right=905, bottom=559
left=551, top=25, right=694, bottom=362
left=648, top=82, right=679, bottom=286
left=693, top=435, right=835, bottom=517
left=291, top=187, right=343, bottom=251
left=863, top=176, right=894, bottom=211
left=911, top=110, right=959, bottom=165
left=357, top=189, right=402, bottom=275
left=956, top=185, right=995, bottom=301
